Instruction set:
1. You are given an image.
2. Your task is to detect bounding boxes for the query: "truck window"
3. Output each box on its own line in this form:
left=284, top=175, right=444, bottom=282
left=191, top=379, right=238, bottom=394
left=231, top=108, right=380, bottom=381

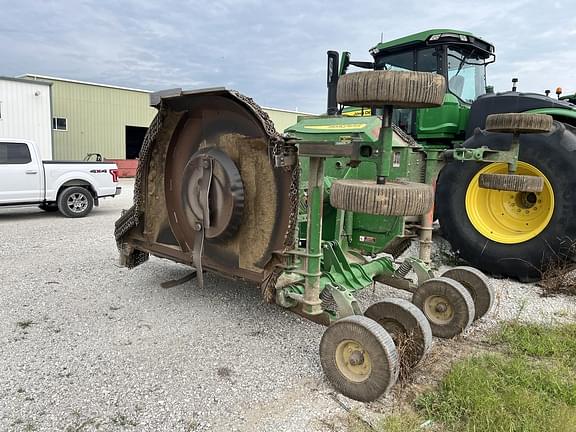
left=0, top=143, right=32, bottom=164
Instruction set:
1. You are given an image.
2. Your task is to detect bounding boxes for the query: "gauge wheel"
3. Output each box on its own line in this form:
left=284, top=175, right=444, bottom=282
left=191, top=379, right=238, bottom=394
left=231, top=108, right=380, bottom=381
left=412, top=277, right=475, bottom=339
left=320, top=315, right=398, bottom=402
left=330, top=179, right=433, bottom=216
left=364, top=298, right=432, bottom=374
left=441, top=266, right=494, bottom=320
left=57, top=187, right=94, bottom=218
left=337, top=70, right=446, bottom=108
left=478, top=173, right=544, bottom=193
left=436, top=121, right=576, bottom=281
left=485, top=113, right=553, bottom=134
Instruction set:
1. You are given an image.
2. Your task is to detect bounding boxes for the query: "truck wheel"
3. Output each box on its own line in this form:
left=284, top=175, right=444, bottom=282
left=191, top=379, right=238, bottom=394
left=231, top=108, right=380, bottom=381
left=436, top=121, right=576, bottom=281
left=57, top=187, right=94, bottom=218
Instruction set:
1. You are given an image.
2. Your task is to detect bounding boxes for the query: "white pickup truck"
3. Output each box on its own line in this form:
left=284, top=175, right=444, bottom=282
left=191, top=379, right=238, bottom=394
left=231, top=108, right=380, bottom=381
left=0, top=139, right=121, bottom=217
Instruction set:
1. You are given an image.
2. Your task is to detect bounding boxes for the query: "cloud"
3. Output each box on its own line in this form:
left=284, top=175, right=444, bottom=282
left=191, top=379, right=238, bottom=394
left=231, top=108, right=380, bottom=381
left=1, top=0, right=575, bottom=112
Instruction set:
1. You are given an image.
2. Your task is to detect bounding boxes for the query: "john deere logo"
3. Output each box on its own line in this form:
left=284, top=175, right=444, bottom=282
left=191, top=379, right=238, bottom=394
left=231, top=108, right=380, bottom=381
left=303, top=123, right=367, bottom=130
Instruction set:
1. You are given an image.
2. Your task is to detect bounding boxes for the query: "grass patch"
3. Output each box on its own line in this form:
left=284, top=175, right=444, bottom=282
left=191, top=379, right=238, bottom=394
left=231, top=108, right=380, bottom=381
left=416, top=353, right=576, bottom=431
left=377, top=411, right=424, bottom=432
left=350, top=323, right=576, bottom=432
left=494, top=322, right=576, bottom=366
left=346, top=408, right=434, bottom=432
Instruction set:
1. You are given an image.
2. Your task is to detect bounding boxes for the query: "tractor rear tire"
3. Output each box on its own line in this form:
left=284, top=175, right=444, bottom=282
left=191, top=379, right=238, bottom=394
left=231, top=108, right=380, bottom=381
left=337, top=70, right=446, bottom=108
left=436, top=121, right=576, bottom=281
left=330, top=179, right=433, bottom=216
left=478, top=173, right=544, bottom=192
left=485, top=113, right=553, bottom=134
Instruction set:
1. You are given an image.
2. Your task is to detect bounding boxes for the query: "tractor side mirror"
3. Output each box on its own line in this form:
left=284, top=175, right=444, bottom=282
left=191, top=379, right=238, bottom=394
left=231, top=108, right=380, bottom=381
left=340, top=51, right=351, bottom=75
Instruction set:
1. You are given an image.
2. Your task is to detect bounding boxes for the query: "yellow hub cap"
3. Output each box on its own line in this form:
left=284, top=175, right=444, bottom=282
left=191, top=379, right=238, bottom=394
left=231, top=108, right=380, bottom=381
left=465, top=162, right=554, bottom=244
left=335, top=340, right=372, bottom=382
left=424, top=295, right=454, bottom=324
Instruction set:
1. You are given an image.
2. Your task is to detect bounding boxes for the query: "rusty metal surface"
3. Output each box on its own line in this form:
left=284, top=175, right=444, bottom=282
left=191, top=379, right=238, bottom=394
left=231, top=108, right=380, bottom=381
left=115, top=89, right=299, bottom=294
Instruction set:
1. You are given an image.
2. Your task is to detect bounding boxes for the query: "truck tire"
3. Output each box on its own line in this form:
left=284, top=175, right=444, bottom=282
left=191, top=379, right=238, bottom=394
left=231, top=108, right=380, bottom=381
left=57, top=187, right=94, bottom=218
left=436, top=121, right=576, bottom=281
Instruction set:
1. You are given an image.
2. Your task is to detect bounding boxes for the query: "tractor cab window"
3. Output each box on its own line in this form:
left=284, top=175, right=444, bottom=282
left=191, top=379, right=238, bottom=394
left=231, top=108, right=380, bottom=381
left=374, top=48, right=442, bottom=135
left=374, top=50, right=414, bottom=71
left=416, top=48, right=438, bottom=72
left=447, top=47, right=487, bottom=103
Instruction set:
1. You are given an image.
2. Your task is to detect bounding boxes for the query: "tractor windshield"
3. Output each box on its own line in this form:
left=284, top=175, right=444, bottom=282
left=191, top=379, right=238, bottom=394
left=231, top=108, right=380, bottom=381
left=447, top=47, right=486, bottom=103
left=373, top=46, right=488, bottom=104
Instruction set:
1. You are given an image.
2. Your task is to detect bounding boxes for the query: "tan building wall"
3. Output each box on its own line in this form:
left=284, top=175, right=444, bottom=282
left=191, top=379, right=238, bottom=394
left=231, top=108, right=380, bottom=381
left=22, top=75, right=310, bottom=160
left=23, top=75, right=156, bottom=160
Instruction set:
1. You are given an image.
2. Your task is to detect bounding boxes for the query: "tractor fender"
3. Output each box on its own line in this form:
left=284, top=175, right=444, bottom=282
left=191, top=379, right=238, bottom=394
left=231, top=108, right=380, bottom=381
left=459, top=119, right=576, bottom=152
left=526, top=107, right=576, bottom=127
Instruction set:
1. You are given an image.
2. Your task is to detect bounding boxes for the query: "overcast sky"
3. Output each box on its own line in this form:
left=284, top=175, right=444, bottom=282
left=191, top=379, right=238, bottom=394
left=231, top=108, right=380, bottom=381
left=2, top=0, right=575, bottom=113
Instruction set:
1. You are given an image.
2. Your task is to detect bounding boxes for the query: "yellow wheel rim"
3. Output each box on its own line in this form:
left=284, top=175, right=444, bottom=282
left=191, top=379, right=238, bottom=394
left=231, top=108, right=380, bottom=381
left=424, top=295, right=454, bottom=324
left=465, top=162, right=554, bottom=244
left=335, top=340, right=372, bottom=382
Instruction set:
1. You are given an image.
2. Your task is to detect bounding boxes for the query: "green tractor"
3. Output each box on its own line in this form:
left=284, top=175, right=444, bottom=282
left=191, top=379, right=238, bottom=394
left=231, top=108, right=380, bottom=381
left=288, top=29, right=576, bottom=281
left=114, top=30, right=567, bottom=402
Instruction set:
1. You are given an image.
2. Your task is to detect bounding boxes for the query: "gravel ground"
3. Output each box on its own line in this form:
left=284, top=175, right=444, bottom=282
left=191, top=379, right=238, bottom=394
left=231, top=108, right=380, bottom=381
left=1, top=179, right=575, bottom=432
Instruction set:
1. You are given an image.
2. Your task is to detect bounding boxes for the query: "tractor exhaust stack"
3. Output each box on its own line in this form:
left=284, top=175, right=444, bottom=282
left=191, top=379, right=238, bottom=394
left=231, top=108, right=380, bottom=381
left=326, top=50, right=339, bottom=115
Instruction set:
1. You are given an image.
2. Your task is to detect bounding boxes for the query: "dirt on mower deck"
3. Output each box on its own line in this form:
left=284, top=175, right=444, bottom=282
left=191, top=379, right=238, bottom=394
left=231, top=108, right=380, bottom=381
left=1, top=179, right=575, bottom=432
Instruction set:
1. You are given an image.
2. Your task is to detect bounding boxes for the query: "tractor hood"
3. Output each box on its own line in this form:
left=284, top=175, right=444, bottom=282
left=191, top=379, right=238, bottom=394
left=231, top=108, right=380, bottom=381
left=285, top=115, right=414, bottom=147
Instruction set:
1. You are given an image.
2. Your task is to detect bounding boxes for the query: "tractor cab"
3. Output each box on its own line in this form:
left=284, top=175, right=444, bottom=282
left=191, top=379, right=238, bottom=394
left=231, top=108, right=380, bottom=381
left=343, top=29, right=495, bottom=140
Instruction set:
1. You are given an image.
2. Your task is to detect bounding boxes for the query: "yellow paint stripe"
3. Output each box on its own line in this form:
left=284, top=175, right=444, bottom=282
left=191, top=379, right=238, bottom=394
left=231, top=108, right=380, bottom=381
left=303, top=123, right=367, bottom=130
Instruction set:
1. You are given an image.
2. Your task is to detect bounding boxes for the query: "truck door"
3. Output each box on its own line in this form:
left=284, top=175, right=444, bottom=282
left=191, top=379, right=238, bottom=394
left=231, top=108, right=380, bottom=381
left=0, top=142, right=42, bottom=204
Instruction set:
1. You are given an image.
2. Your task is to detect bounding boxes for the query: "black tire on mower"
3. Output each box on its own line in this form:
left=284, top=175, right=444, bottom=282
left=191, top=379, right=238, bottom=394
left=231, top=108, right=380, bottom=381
left=436, top=121, right=576, bottom=281
left=320, top=315, right=399, bottom=402
left=441, top=266, right=494, bottom=321
left=485, top=113, right=553, bottom=134
left=364, top=298, right=432, bottom=372
left=412, top=277, right=475, bottom=339
left=478, top=173, right=544, bottom=193
left=336, top=70, right=446, bottom=108
left=330, top=179, right=434, bottom=216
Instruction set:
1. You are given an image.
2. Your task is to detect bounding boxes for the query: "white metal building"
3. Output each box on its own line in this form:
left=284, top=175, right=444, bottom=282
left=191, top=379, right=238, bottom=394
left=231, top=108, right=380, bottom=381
left=0, top=77, right=53, bottom=160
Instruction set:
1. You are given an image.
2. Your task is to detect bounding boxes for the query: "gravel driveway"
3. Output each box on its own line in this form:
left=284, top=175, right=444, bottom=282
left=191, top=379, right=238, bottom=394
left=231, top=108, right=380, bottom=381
left=1, top=179, right=575, bottom=432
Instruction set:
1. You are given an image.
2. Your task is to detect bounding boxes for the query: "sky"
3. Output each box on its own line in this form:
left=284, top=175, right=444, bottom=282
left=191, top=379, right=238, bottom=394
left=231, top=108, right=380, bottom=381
left=1, top=0, right=575, bottom=113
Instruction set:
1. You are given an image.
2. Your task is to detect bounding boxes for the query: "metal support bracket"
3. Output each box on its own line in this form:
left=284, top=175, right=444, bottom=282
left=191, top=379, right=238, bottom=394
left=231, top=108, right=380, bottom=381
left=191, top=155, right=214, bottom=289
left=374, top=256, right=434, bottom=292
left=452, top=144, right=520, bottom=173
left=325, top=283, right=361, bottom=320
